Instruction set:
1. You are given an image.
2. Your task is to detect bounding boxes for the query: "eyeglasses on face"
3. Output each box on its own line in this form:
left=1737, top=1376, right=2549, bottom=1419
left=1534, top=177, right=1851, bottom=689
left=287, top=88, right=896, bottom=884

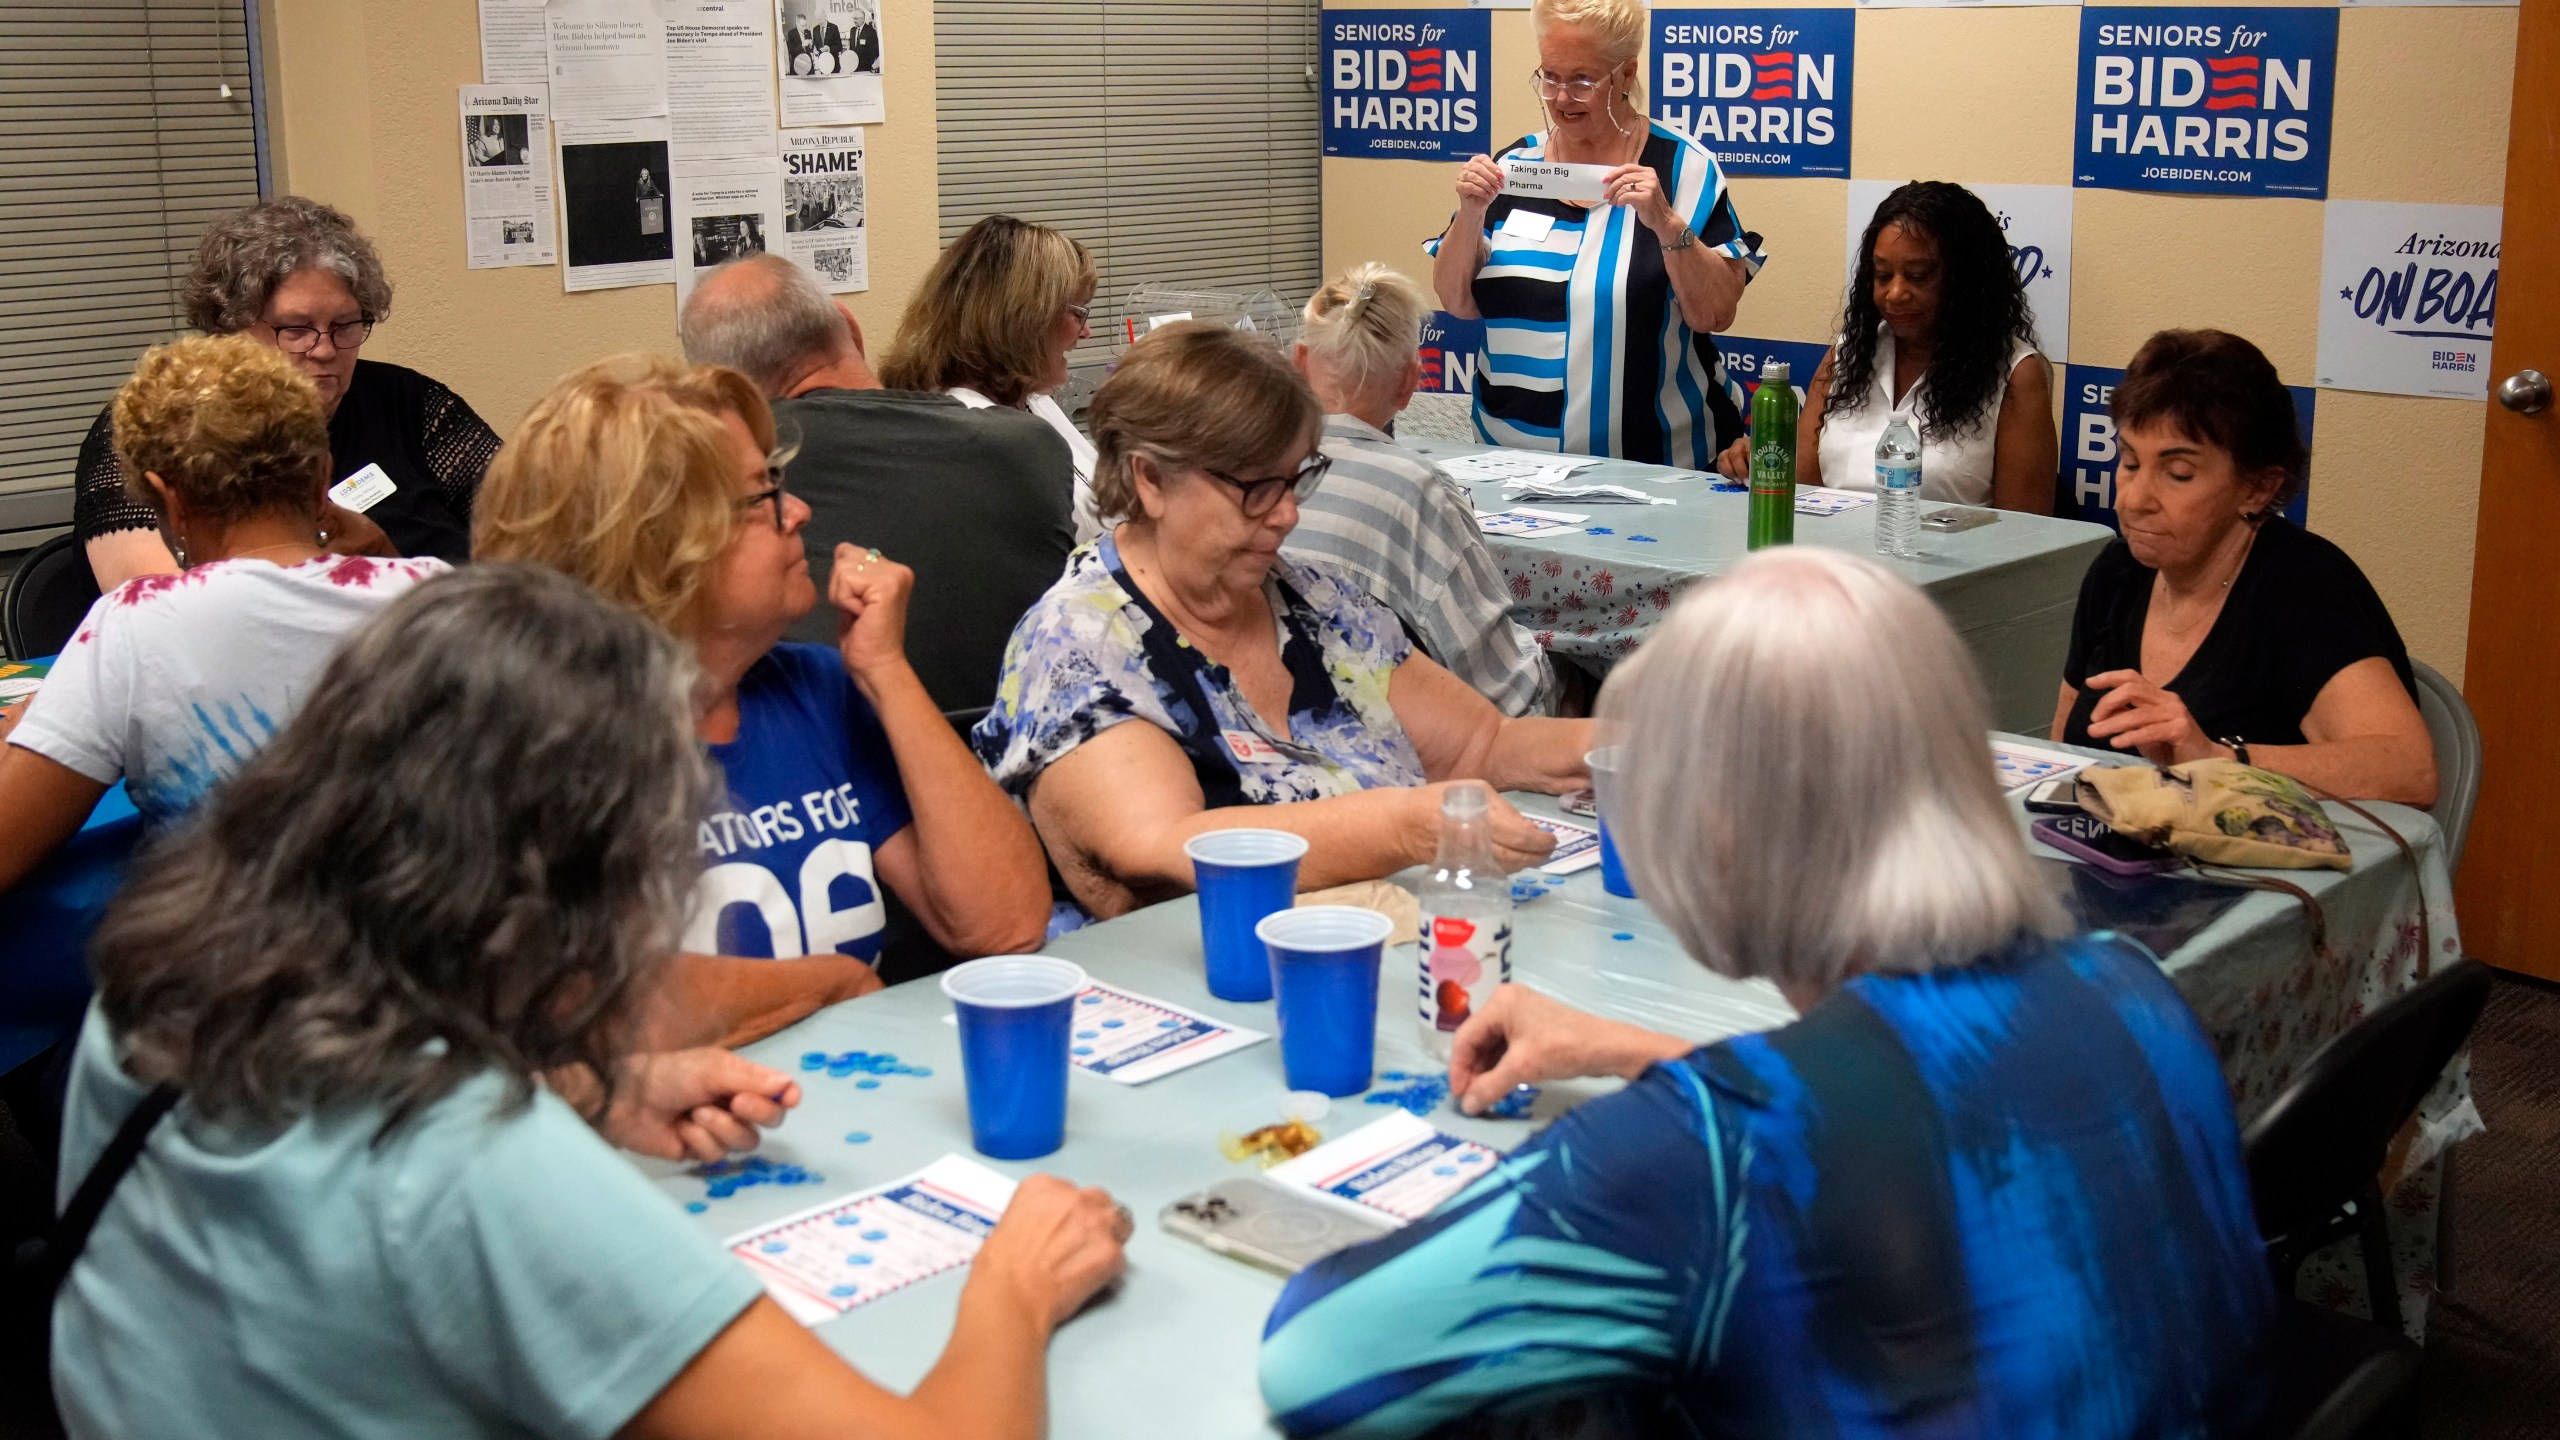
left=1066, top=302, right=1092, bottom=324
left=738, top=464, right=791, bottom=530
left=262, top=318, right=374, bottom=355
left=1198, top=453, right=1331, bottom=518
left=1530, top=68, right=1610, bottom=101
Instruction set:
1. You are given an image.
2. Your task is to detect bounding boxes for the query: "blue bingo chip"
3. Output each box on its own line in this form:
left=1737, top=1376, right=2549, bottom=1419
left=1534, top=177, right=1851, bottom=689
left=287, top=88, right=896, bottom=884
left=833, top=1215, right=861, bottom=1227
left=1076, top=1030, right=1098, bottom=1039
left=685, top=1201, right=708, bottom=1214
left=800, top=1052, right=828, bottom=1071
left=1101, top=1019, right=1124, bottom=1029
left=831, top=1285, right=858, bottom=1298
left=856, top=1078, right=880, bottom=1090
left=761, top=1241, right=788, bottom=1254
left=848, top=1254, right=875, bottom=1266
left=844, top=1131, right=871, bottom=1144
left=1080, top=995, right=1103, bottom=1006
left=861, top=1230, right=888, bottom=1242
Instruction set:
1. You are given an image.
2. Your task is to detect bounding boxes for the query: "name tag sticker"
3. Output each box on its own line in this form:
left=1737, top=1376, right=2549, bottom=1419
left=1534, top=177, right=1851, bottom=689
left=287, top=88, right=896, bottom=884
left=1222, top=729, right=1283, bottom=766
left=1500, top=160, right=1610, bottom=205
left=1495, top=209, right=1554, bottom=243
left=328, top=463, right=397, bottom=514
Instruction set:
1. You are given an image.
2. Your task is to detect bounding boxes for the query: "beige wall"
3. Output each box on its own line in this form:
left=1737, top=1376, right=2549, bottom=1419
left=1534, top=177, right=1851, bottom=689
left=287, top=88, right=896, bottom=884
left=260, top=0, right=944, bottom=436
left=1322, top=1, right=2516, bottom=685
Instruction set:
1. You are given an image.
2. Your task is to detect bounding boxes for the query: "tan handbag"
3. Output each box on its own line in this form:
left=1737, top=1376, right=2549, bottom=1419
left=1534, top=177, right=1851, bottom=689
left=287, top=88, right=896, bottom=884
left=2077, top=758, right=2352, bottom=872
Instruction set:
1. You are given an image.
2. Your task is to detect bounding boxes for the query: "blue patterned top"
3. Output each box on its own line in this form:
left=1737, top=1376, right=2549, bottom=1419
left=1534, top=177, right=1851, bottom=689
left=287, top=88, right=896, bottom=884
left=1260, top=934, right=2275, bottom=1438
left=972, top=535, right=1427, bottom=810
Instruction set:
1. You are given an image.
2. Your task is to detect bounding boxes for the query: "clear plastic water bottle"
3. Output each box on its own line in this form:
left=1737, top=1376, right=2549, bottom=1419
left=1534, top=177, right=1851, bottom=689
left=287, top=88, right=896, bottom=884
left=1414, top=785, right=1513, bottom=1058
left=1874, top=411, right=1922, bottom=558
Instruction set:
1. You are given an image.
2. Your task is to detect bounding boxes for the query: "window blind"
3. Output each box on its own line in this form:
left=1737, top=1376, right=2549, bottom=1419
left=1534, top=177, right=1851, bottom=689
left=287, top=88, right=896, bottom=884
left=0, top=2, right=263, bottom=535
left=934, top=0, right=1322, bottom=367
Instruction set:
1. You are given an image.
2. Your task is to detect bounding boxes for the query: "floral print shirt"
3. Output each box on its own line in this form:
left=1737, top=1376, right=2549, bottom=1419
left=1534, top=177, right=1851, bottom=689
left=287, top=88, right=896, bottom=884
left=971, top=535, right=1426, bottom=809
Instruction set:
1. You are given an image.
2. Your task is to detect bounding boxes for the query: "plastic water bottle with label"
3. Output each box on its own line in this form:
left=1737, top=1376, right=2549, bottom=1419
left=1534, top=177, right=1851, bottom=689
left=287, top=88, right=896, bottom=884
left=1873, top=411, right=1922, bottom=558
left=1414, top=785, right=1513, bottom=1058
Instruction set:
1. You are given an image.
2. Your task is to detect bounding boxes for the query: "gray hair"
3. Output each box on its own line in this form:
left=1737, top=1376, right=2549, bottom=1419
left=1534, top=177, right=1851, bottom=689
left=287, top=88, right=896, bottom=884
left=1299, top=262, right=1432, bottom=404
left=90, top=564, right=716, bottom=1139
left=183, top=196, right=394, bottom=335
left=1597, top=548, right=2065, bottom=991
left=679, top=252, right=846, bottom=396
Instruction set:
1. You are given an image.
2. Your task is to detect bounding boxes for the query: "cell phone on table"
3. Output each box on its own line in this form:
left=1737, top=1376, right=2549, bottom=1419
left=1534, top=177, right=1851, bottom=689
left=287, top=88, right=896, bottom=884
left=2023, top=777, right=2084, bottom=815
left=1160, top=1176, right=1396, bottom=1276
left=2031, top=813, right=2181, bottom=876
left=1920, top=506, right=1999, bottom=533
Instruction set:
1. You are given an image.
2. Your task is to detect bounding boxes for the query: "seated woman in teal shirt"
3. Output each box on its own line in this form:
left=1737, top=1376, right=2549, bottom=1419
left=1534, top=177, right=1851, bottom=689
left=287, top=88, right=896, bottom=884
left=52, top=565, right=1131, bottom=1440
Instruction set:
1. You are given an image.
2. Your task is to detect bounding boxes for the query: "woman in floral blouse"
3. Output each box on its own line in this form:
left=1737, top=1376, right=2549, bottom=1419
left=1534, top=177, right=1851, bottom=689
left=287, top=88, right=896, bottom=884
left=973, top=323, right=1592, bottom=919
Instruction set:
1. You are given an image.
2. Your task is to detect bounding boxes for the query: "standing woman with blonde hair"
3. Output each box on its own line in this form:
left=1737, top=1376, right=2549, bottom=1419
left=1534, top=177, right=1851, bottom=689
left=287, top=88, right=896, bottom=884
left=1433, top=0, right=1764, bottom=468
left=1286, top=263, right=1555, bottom=715
left=880, top=215, right=1103, bottom=540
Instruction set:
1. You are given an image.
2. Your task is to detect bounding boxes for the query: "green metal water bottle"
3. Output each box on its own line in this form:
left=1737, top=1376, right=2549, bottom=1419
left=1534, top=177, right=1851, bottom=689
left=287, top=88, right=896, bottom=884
left=1747, top=362, right=1798, bottom=550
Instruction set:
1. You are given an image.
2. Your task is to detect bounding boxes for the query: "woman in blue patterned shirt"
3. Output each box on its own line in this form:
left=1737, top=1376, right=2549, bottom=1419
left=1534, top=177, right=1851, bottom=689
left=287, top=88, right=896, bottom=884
left=972, top=323, right=1594, bottom=919
left=1260, top=547, right=2274, bottom=1438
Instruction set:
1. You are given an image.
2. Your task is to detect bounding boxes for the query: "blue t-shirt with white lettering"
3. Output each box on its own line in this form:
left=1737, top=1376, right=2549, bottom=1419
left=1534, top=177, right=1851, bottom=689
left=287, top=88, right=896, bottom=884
left=687, top=643, right=912, bottom=964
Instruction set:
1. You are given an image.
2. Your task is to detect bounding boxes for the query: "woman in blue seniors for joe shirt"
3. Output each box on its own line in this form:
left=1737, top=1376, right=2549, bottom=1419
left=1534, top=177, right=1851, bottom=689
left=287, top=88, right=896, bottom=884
left=1260, top=547, right=2274, bottom=1439
left=476, top=355, right=1049, bottom=1046
left=1432, top=0, right=1765, bottom=469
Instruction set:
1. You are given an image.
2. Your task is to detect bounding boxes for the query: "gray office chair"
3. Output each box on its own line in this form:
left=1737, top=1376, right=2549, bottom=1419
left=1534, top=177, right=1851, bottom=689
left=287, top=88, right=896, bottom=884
left=2410, top=661, right=2481, bottom=874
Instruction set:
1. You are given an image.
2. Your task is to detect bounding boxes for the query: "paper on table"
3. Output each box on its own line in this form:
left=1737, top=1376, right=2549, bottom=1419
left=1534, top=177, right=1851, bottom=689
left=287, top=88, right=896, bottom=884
left=545, top=0, right=670, bottom=120
left=477, top=0, right=550, bottom=82
left=1530, top=816, right=1603, bottom=874
left=1993, top=740, right=2084, bottom=790
left=728, top=1156, right=1016, bottom=1325
left=779, top=129, right=868, bottom=292
left=672, top=157, right=784, bottom=302
left=1268, top=1111, right=1505, bottom=1224
left=1794, top=486, right=1877, bottom=516
left=661, top=0, right=780, bottom=160
left=1437, top=451, right=1596, bottom=483
left=459, top=85, right=557, bottom=269
left=1477, top=507, right=1587, bottom=538
left=1502, top=480, right=1674, bottom=505
left=1500, top=158, right=1610, bottom=203
left=556, top=115, right=677, bottom=291
left=939, top=981, right=1270, bottom=1084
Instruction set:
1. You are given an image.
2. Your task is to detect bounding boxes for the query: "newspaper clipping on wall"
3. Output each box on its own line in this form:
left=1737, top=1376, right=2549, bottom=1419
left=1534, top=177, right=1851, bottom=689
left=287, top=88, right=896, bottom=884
left=547, top=0, right=671, bottom=120
left=661, top=0, right=780, bottom=159
left=773, top=0, right=885, bottom=126
left=780, top=129, right=868, bottom=292
left=478, top=0, right=550, bottom=81
left=674, top=158, right=785, bottom=302
left=557, top=116, right=678, bottom=291
left=460, top=86, right=557, bottom=269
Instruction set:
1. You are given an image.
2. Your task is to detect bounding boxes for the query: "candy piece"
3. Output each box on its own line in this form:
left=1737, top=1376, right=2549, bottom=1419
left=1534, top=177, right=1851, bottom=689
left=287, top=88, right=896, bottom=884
left=1221, top=1117, right=1324, bottom=1167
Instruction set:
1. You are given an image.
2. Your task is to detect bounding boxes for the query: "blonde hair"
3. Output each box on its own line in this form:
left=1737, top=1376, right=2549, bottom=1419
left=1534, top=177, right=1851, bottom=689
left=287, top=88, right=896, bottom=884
left=474, top=354, right=776, bottom=635
left=111, top=334, right=329, bottom=528
left=1087, top=322, right=1321, bottom=526
left=1531, top=0, right=1648, bottom=105
left=1299, top=263, right=1432, bottom=405
left=1597, top=547, right=2065, bottom=990
left=878, top=215, right=1096, bottom=406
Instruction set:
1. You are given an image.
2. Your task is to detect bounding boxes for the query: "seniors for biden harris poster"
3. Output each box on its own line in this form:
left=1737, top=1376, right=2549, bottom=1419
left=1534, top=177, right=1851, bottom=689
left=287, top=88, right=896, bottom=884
left=1323, top=9, right=1491, bottom=161
left=2075, top=8, right=2337, bottom=199
left=2059, top=363, right=2316, bottom=528
left=1651, top=10, right=1855, bottom=178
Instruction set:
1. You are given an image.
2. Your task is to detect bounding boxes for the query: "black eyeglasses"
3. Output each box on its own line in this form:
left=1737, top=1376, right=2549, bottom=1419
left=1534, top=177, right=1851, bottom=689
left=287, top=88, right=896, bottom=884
left=1199, top=453, right=1330, bottom=518
left=738, top=465, right=790, bottom=530
left=263, top=318, right=374, bottom=355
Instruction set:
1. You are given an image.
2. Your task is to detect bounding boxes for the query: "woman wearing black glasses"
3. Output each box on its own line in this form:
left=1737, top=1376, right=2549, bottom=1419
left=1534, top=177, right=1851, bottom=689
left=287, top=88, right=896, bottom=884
left=474, top=354, right=1049, bottom=1041
left=972, top=323, right=1592, bottom=923
left=76, top=196, right=500, bottom=588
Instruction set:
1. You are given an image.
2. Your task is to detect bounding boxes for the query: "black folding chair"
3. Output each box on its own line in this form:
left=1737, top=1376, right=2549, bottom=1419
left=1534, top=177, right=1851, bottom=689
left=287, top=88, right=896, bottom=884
left=2, top=533, right=101, bottom=662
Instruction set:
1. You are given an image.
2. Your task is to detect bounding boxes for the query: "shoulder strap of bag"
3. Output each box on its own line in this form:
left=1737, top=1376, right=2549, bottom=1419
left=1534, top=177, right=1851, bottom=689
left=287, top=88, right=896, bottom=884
left=32, top=1083, right=179, bottom=1295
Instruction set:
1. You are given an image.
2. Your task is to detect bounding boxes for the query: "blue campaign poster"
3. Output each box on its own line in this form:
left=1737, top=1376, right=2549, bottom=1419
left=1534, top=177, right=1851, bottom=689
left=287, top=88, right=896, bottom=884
left=2057, top=362, right=2314, bottom=527
left=1323, top=8, right=1491, bottom=161
left=1419, top=312, right=1486, bottom=394
left=2074, top=8, right=2337, bottom=199
left=1650, top=10, right=1854, bottom=178
left=1715, top=335, right=1830, bottom=419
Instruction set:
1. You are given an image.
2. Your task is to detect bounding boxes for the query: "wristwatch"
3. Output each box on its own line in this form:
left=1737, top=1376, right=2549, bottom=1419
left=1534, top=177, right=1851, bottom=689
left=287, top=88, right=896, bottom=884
left=1662, top=222, right=1697, bottom=251
left=2220, top=736, right=2252, bottom=767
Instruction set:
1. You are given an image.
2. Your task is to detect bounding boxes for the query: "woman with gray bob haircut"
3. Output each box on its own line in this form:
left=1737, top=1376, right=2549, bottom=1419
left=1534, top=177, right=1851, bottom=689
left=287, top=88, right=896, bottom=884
left=1259, top=547, right=2272, bottom=1438
left=75, top=196, right=502, bottom=588
left=52, top=564, right=1132, bottom=1440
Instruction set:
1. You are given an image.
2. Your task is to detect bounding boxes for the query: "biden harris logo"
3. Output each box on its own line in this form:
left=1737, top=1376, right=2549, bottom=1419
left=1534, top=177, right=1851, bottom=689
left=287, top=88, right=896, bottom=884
left=1323, top=8, right=1490, bottom=161
left=1651, top=10, right=1854, bottom=178
left=2076, top=8, right=2337, bottom=199
left=1419, top=312, right=1485, bottom=394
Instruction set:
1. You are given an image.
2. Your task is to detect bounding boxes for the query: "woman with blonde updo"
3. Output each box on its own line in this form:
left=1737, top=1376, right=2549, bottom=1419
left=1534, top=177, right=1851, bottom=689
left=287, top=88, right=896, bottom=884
left=879, top=215, right=1103, bottom=540
left=973, top=322, right=1592, bottom=925
left=1285, top=263, right=1554, bottom=715
left=1434, top=0, right=1765, bottom=467
left=0, top=334, right=449, bottom=890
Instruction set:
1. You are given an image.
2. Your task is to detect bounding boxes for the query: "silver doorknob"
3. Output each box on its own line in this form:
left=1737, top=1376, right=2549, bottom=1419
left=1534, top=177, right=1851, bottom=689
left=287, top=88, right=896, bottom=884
left=2498, top=369, right=2552, bottom=415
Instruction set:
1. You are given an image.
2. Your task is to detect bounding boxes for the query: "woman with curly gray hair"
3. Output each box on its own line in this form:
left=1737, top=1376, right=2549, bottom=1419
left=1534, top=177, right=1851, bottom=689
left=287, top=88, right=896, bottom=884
left=48, top=563, right=1132, bottom=1440
left=74, top=196, right=500, bottom=587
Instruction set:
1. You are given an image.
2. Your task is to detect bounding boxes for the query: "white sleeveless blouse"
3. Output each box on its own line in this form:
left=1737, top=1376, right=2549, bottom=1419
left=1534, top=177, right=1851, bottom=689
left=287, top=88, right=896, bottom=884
left=1815, top=329, right=2043, bottom=506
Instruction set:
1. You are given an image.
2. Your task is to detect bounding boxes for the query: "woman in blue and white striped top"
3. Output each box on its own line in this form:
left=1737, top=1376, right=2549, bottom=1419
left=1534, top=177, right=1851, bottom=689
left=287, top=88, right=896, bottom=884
left=1429, top=0, right=1766, bottom=471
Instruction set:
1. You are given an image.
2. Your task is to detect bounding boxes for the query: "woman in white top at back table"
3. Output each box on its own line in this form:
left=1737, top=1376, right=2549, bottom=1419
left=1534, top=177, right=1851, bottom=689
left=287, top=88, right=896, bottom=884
left=1720, top=181, right=2055, bottom=512
left=0, top=335, right=445, bottom=894
left=879, top=214, right=1103, bottom=542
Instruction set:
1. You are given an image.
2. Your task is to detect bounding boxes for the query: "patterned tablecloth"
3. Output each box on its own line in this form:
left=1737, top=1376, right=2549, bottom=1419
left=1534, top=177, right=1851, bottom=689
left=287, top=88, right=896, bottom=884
left=1411, top=439, right=2115, bottom=733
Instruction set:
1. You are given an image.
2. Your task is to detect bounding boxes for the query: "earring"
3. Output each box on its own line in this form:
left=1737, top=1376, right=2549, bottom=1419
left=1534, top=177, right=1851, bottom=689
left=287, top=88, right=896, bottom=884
left=171, top=535, right=189, bottom=568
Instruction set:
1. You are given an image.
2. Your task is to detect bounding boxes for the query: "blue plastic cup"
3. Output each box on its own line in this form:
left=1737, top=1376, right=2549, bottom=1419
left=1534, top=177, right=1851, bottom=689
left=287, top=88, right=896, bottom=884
left=1588, top=746, right=1637, bottom=899
left=1257, top=906, right=1395, bottom=1097
left=1186, top=829, right=1309, bottom=1002
left=941, top=955, right=1088, bottom=1160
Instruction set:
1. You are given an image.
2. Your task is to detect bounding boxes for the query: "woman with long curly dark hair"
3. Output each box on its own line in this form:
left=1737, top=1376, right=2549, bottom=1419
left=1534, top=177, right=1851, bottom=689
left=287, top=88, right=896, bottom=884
left=1764, top=182, right=2055, bottom=512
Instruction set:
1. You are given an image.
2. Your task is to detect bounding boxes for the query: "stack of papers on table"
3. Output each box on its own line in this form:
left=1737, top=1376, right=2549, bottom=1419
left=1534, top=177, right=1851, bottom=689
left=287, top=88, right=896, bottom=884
left=728, top=1155, right=1016, bottom=1324
left=1501, top=480, right=1675, bottom=505
left=1794, top=487, right=1876, bottom=516
left=1476, top=507, right=1587, bottom=537
left=1437, top=452, right=1597, bottom=484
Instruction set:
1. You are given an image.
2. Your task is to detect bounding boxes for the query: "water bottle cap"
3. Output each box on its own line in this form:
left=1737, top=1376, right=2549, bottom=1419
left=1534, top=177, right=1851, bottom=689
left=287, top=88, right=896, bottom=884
left=1762, top=361, right=1791, bottom=382
left=1441, top=783, right=1490, bottom=820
